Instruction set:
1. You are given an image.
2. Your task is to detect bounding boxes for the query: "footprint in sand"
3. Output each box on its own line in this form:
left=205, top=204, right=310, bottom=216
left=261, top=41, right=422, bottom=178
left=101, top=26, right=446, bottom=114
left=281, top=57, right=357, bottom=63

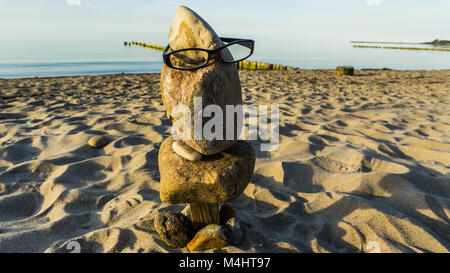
left=313, top=149, right=366, bottom=173
left=0, top=137, right=41, bottom=164
left=0, top=192, right=43, bottom=221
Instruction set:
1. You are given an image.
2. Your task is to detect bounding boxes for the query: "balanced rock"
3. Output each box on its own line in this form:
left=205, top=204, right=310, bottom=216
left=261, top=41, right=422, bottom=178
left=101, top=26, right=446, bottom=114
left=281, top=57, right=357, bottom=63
left=158, top=136, right=255, bottom=204
left=88, top=135, right=109, bottom=148
left=187, top=224, right=230, bottom=252
left=153, top=211, right=191, bottom=248
left=160, top=6, right=243, bottom=155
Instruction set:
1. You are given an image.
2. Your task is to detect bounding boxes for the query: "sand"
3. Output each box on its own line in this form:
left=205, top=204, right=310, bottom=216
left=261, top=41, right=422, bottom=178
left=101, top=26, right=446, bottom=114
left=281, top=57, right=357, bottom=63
left=0, top=69, right=449, bottom=253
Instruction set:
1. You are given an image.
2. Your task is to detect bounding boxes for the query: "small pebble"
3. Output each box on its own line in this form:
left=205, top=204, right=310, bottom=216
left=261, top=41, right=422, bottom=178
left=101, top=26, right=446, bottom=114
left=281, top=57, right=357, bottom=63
left=88, top=135, right=109, bottom=149
left=172, top=141, right=202, bottom=162
left=187, top=224, right=230, bottom=252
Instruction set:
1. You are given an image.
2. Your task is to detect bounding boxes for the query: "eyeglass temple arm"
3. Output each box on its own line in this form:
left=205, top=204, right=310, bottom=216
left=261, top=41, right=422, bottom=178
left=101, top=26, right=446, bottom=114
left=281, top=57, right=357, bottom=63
left=220, top=37, right=254, bottom=49
left=163, top=45, right=172, bottom=53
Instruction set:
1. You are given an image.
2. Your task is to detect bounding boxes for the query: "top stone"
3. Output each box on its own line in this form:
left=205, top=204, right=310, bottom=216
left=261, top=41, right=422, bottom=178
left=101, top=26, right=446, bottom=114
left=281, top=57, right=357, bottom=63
left=168, top=6, right=222, bottom=51
left=160, top=6, right=243, bottom=156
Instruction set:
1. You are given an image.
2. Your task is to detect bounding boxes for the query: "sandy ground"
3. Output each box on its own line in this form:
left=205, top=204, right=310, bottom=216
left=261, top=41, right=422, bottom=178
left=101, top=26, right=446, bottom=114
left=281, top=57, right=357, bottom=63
left=0, top=69, right=449, bottom=253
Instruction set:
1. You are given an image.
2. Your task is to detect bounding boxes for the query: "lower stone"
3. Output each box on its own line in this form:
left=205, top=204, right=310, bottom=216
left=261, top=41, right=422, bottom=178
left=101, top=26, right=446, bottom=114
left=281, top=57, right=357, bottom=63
left=154, top=211, right=191, bottom=248
left=187, top=224, right=230, bottom=252
left=158, top=136, right=256, bottom=204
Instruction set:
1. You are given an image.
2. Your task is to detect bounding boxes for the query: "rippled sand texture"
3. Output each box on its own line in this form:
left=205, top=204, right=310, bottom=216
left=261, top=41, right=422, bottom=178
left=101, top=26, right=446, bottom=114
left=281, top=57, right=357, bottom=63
left=0, top=70, right=449, bottom=253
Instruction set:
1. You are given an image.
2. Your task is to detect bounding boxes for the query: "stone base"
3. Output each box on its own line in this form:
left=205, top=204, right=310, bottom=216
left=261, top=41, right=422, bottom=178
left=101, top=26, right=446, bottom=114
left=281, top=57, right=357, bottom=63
left=153, top=204, right=243, bottom=251
left=158, top=136, right=255, bottom=204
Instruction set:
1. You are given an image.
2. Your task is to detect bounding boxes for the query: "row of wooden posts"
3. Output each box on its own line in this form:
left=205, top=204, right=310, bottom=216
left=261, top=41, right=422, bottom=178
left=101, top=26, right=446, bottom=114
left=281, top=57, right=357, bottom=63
left=124, top=41, right=166, bottom=51
left=124, top=41, right=296, bottom=71
left=237, top=60, right=293, bottom=71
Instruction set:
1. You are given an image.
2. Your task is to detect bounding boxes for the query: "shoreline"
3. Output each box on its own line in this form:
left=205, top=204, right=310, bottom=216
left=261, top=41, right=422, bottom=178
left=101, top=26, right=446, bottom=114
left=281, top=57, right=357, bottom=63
left=2, top=68, right=450, bottom=80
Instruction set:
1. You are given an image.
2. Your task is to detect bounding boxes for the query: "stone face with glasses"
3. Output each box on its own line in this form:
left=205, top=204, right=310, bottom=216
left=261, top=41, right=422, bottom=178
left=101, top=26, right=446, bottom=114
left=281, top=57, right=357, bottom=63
left=160, top=5, right=254, bottom=156
left=157, top=5, right=256, bottom=251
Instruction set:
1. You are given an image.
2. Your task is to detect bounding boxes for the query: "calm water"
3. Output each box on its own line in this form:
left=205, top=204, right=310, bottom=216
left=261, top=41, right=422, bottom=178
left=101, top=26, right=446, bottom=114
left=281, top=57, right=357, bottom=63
left=1, top=41, right=449, bottom=78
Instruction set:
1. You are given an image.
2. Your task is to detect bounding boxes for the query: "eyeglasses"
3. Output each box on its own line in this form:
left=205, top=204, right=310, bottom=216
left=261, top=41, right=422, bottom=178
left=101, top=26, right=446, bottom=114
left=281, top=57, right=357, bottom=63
left=163, top=37, right=255, bottom=70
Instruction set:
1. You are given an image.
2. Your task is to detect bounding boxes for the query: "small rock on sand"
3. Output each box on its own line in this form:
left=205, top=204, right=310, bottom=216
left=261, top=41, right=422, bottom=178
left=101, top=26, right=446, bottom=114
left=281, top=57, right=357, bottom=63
left=154, top=211, right=191, bottom=248
left=187, top=224, right=230, bottom=252
left=88, top=135, right=109, bottom=148
left=336, top=66, right=354, bottom=76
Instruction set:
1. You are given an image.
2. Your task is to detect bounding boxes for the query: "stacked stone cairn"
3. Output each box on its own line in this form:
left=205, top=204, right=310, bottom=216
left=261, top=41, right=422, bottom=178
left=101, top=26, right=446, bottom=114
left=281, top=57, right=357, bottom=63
left=154, top=6, right=256, bottom=252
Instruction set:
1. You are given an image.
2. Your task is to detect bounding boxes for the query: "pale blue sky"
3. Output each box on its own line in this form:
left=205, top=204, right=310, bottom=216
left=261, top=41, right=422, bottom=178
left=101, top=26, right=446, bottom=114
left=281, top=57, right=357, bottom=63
left=0, top=0, right=449, bottom=64
left=1, top=0, right=449, bottom=43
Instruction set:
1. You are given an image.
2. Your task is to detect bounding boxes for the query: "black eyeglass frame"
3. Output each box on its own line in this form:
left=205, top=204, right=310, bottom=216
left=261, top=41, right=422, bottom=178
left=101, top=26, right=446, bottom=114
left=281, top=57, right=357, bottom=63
left=162, top=37, right=255, bottom=70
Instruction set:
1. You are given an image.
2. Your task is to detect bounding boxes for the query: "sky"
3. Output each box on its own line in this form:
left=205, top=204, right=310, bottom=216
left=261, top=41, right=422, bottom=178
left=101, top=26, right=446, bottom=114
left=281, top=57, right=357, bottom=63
left=0, top=0, right=449, bottom=61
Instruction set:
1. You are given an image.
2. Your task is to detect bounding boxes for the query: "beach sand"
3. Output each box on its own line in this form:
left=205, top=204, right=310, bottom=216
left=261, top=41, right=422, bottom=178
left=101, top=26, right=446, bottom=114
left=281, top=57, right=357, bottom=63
left=0, top=69, right=449, bottom=253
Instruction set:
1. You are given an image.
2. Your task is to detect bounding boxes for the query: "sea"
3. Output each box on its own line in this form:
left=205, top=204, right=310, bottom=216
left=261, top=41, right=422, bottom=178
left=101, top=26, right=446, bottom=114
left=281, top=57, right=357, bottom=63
left=0, top=41, right=449, bottom=78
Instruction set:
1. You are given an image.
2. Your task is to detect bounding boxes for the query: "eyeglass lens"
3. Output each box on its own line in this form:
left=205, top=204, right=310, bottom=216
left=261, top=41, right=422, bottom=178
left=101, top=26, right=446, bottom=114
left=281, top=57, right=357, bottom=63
left=169, top=50, right=209, bottom=69
left=220, top=41, right=253, bottom=63
left=169, top=40, right=253, bottom=69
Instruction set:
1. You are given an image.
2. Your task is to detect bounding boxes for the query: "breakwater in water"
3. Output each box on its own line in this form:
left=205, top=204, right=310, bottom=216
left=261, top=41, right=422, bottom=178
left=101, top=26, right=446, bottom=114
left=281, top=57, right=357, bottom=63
left=353, top=45, right=450, bottom=52
left=125, top=41, right=296, bottom=70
